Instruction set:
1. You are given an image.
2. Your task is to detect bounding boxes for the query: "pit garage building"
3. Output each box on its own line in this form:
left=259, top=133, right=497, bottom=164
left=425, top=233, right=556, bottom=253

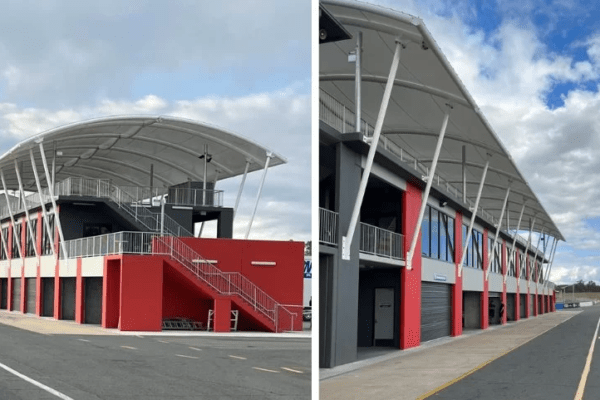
left=0, top=115, right=304, bottom=333
left=319, top=0, right=563, bottom=368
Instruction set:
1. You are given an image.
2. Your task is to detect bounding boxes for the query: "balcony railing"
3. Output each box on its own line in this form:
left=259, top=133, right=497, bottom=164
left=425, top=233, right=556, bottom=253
left=319, top=207, right=338, bottom=246
left=359, top=222, right=404, bottom=260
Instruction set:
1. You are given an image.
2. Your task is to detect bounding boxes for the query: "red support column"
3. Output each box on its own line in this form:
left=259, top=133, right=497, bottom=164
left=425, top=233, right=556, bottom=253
left=75, top=258, right=84, bottom=324
left=515, top=249, right=520, bottom=321
left=7, top=221, right=12, bottom=312
left=20, top=253, right=25, bottom=314
left=53, top=209, right=61, bottom=319
left=36, top=265, right=41, bottom=316
left=400, top=181, right=422, bottom=349
left=36, top=212, right=42, bottom=257
left=501, top=239, right=507, bottom=324
left=481, top=229, right=489, bottom=330
left=452, top=212, right=463, bottom=337
left=102, top=257, right=120, bottom=329
left=533, top=261, right=538, bottom=317
left=525, top=257, right=531, bottom=318
left=213, top=297, right=232, bottom=332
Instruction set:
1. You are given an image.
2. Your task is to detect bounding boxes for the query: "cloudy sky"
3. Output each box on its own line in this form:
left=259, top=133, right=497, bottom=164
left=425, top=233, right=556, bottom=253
left=362, top=0, right=600, bottom=284
left=0, top=1, right=310, bottom=241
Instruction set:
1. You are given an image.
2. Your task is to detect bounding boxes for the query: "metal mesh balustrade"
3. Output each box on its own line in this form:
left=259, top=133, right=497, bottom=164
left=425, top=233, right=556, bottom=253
left=359, top=222, right=404, bottom=260
left=319, top=208, right=338, bottom=246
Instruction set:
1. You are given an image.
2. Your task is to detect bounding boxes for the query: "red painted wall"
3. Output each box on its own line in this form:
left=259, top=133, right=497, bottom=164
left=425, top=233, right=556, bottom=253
left=213, top=297, right=232, bottom=332
left=515, top=249, right=520, bottom=321
left=75, top=258, right=83, bottom=323
left=452, top=212, right=463, bottom=337
left=162, top=262, right=211, bottom=323
left=401, top=181, right=421, bottom=349
left=119, top=255, right=163, bottom=331
left=177, top=237, right=304, bottom=327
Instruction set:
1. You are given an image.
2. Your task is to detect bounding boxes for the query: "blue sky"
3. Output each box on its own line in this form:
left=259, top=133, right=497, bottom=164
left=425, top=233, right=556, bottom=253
left=0, top=1, right=310, bottom=241
left=371, top=0, right=600, bottom=284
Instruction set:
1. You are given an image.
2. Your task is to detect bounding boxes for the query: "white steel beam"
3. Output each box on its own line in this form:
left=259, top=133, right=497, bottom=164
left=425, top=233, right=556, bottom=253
left=544, top=237, right=558, bottom=289
left=355, top=31, right=362, bottom=132
left=504, top=203, right=526, bottom=283
left=486, top=185, right=510, bottom=280
left=458, top=157, right=490, bottom=277
left=342, top=39, right=404, bottom=260
left=234, top=160, right=250, bottom=219
left=38, top=142, right=68, bottom=260
left=29, top=149, right=55, bottom=256
left=519, top=218, right=536, bottom=284
left=532, top=228, right=545, bottom=288
left=245, top=152, right=273, bottom=239
left=14, top=159, right=38, bottom=258
left=0, top=169, right=23, bottom=260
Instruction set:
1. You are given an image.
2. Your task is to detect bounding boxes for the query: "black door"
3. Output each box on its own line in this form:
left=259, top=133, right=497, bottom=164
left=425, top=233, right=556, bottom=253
left=61, top=278, right=76, bottom=320
left=84, top=277, right=103, bottom=324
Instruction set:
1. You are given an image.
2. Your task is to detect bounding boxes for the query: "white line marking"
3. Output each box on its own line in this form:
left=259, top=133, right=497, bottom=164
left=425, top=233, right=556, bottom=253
left=252, top=367, right=279, bottom=373
left=175, top=354, right=198, bottom=359
left=136, top=335, right=144, bottom=338
left=189, top=347, right=202, bottom=351
left=229, top=355, right=247, bottom=360
left=157, top=340, right=169, bottom=344
left=120, top=346, right=137, bottom=350
left=575, top=316, right=600, bottom=400
left=0, top=361, right=75, bottom=400
left=281, top=367, right=304, bottom=374
left=77, top=339, right=90, bottom=342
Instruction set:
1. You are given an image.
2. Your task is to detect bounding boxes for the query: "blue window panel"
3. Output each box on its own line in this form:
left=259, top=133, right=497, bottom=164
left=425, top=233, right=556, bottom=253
left=440, top=214, right=447, bottom=262
left=431, top=208, right=439, bottom=259
left=422, top=206, right=430, bottom=257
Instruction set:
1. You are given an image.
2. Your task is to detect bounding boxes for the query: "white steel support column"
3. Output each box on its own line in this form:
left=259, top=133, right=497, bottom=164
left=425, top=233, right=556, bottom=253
left=160, top=194, right=165, bottom=236
left=0, top=169, right=23, bottom=259
left=29, top=149, right=55, bottom=256
left=458, top=157, right=491, bottom=277
left=355, top=31, right=362, bottom=133
left=544, top=238, right=558, bottom=289
left=234, top=160, right=250, bottom=219
left=14, top=159, right=38, bottom=258
left=504, top=203, right=526, bottom=283
left=245, top=152, right=273, bottom=239
left=520, top=218, right=536, bottom=282
left=0, top=221, right=8, bottom=265
left=486, top=185, right=510, bottom=280
left=532, top=228, right=545, bottom=288
left=38, top=141, right=68, bottom=260
left=342, top=39, right=404, bottom=261
left=538, top=234, right=552, bottom=289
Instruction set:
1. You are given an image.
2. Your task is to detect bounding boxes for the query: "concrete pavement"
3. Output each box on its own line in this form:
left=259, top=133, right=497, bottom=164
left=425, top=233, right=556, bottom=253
left=320, top=311, right=578, bottom=400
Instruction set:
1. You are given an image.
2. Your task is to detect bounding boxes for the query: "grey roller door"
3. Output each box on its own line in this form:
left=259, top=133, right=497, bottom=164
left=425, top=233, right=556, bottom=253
left=1, top=279, right=6, bottom=309
left=26, top=278, right=36, bottom=314
left=520, top=294, right=526, bottom=318
left=507, top=294, right=515, bottom=321
left=84, top=277, right=103, bottom=324
left=61, top=278, right=76, bottom=320
left=12, top=278, right=21, bottom=312
left=529, top=294, right=534, bottom=316
left=421, top=282, right=451, bottom=342
left=42, top=278, right=54, bottom=317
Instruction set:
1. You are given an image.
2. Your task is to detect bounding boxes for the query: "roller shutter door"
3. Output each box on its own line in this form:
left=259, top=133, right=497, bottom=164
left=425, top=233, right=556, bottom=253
left=529, top=294, right=534, bottom=316
left=421, top=282, right=451, bottom=342
left=26, top=278, right=36, bottom=314
left=507, top=294, right=515, bottom=321
left=12, top=278, right=21, bottom=311
left=84, top=278, right=103, bottom=324
left=1, top=279, right=6, bottom=309
left=520, top=294, right=526, bottom=318
left=42, top=278, right=54, bottom=317
left=61, top=278, right=76, bottom=320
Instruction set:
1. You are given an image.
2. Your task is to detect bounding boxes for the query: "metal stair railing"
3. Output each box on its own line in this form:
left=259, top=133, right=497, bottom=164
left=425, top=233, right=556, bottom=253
left=153, top=235, right=297, bottom=332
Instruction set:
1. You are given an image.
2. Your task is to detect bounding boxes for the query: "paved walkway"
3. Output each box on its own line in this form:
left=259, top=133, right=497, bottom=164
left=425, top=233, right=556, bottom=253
left=0, top=310, right=312, bottom=338
left=320, top=311, right=579, bottom=400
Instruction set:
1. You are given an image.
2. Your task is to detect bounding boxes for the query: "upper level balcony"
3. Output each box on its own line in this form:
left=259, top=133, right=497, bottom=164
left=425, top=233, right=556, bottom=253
left=0, top=177, right=225, bottom=222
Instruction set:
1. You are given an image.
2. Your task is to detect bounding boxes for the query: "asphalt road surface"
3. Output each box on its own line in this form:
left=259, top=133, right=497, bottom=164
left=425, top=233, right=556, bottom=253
left=428, top=306, right=600, bottom=400
left=0, top=324, right=310, bottom=399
